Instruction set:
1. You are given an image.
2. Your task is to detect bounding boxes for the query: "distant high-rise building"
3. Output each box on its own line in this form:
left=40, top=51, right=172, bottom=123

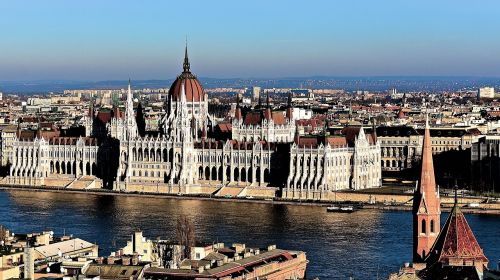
left=0, top=91, right=3, bottom=100
left=252, top=86, right=261, bottom=102
left=478, top=87, right=495, bottom=99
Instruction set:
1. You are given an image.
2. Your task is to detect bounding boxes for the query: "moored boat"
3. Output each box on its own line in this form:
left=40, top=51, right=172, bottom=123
left=327, top=205, right=357, bottom=213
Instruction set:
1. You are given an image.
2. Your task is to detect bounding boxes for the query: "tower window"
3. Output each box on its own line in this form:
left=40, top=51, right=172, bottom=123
left=430, top=220, right=435, bottom=233
left=421, top=219, right=426, bottom=234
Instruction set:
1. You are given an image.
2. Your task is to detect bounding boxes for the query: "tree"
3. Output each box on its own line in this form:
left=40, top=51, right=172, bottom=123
left=0, top=224, right=7, bottom=247
left=176, top=215, right=195, bottom=260
left=136, top=102, right=146, bottom=137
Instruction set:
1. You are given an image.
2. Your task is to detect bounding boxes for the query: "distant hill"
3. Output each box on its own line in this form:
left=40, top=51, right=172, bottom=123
left=1, top=76, right=499, bottom=94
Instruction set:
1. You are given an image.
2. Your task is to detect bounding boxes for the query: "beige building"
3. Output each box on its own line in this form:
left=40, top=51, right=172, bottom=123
left=478, top=87, right=495, bottom=99
left=377, top=126, right=482, bottom=171
left=0, top=125, right=17, bottom=166
left=34, top=238, right=98, bottom=261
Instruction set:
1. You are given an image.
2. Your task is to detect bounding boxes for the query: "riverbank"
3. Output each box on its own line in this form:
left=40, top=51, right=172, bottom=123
left=1, top=184, right=499, bottom=215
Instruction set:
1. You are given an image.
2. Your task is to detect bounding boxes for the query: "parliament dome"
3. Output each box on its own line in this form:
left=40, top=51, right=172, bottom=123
left=168, top=46, right=205, bottom=102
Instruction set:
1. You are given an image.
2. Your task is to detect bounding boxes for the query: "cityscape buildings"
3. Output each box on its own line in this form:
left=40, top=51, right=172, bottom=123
left=1, top=1, right=500, bottom=279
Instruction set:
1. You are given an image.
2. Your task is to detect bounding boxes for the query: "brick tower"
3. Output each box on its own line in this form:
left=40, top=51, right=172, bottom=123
left=413, top=116, right=441, bottom=262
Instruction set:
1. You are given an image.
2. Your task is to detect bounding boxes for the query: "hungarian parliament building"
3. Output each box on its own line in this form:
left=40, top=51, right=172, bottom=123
left=5, top=48, right=381, bottom=199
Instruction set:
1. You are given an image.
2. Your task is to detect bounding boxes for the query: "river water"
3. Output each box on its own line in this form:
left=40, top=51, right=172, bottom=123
left=0, top=190, right=498, bottom=279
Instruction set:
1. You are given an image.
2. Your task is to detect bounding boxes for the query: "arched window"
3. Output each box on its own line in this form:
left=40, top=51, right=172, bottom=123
left=430, top=220, right=435, bottom=233
left=421, top=219, right=426, bottom=234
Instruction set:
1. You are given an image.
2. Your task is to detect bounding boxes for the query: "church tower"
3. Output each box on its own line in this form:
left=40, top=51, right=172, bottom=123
left=413, top=116, right=441, bottom=262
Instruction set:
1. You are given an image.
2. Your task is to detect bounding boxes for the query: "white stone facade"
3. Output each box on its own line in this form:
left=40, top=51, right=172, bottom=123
left=231, top=116, right=295, bottom=143
left=283, top=128, right=381, bottom=199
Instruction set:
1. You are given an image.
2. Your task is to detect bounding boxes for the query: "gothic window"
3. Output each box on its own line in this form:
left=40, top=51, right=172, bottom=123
left=430, top=220, right=435, bottom=233
left=421, top=219, right=426, bottom=234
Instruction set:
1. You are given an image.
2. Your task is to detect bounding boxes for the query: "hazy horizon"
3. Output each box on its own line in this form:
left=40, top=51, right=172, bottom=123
left=1, top=0, right=500, bottom=80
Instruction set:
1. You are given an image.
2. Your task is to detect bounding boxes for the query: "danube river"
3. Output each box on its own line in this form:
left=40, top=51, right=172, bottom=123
left=0, top=190, right=499, bottom=279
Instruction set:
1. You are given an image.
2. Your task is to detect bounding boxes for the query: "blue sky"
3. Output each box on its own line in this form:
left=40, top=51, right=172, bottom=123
left=1, top=0, right=499, bottom=80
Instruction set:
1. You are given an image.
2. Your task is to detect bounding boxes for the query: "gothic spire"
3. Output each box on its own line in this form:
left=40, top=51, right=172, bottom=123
left=183, top=41, right=190, bottom=73
left=413, top=113, right=441, bottom=262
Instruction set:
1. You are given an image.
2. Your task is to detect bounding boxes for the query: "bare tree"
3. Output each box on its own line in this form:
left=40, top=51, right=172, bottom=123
left=0, top=224, right=7, bottom=247
left=176, top=215, right=195, bottom=260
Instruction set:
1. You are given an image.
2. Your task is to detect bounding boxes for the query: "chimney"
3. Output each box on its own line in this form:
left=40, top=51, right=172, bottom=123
left=122, top=257, right=131, bottom=266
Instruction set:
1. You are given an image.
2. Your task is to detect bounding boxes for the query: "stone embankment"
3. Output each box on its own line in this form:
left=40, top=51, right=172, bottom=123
left=0, top=176, right=499, bottom=214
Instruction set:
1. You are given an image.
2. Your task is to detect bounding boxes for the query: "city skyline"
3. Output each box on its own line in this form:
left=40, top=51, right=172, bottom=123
left=1, top=0, right=500, bottom=81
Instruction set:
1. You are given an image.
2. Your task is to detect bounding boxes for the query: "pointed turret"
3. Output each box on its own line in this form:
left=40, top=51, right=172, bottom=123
left=413, top=115, right=441, bottom=262
left=124, top=79, right=138, bottom=140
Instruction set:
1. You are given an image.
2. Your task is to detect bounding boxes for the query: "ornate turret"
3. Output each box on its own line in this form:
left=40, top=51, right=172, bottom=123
left=125, top=79, right=138, bottom=140
left=413, top=115, right=441, bottom=262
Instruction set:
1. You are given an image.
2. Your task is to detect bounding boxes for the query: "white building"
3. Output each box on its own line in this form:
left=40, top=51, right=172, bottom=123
left=478, top=87, right=495, bottom=99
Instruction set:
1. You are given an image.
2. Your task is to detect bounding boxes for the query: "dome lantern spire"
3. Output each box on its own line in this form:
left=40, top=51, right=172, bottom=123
left=183, top=40, right=190, bottom=73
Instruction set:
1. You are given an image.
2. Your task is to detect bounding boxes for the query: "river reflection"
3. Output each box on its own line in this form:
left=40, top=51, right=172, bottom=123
left=1, top=190, right=499, bottom=280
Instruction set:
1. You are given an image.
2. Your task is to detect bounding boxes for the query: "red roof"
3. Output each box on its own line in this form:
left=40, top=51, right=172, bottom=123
left=326, top=136, right=347, bottom=147
left=296, top=137, right=318, bottom=147
left=242, top=110, right=287, bottom=126
left=97, top=111, right=112, bottom=124
left=216, top=123, right=232, bottom=133
left=271, top=111, right=286, bottom=125
left=426, top=205, right=488, bottom=266
left=244, top=112, right=262, bottom=125
left=341, top=127, right=376, bottom=146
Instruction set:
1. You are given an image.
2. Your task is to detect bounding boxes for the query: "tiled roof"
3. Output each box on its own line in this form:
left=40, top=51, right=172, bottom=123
left=97, top=111, right=112, bottom=124
left=243, top=112, right=262, bottom=125
left=426, top=205, right=488, bottom=266
left=216, top=122, right=232, bottom=133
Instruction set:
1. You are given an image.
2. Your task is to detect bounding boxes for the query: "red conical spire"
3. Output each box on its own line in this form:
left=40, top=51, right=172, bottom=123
left=413, top=115, right=441, bottom=262
left=419, top=116, right=439, bottom=208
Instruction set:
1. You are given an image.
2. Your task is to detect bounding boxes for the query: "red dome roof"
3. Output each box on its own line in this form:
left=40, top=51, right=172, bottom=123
left=168, top=47, right=205, bottom=102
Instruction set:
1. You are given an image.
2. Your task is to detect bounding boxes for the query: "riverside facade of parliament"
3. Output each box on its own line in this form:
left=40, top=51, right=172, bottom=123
left=4, top=48, right=381, bottom=199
